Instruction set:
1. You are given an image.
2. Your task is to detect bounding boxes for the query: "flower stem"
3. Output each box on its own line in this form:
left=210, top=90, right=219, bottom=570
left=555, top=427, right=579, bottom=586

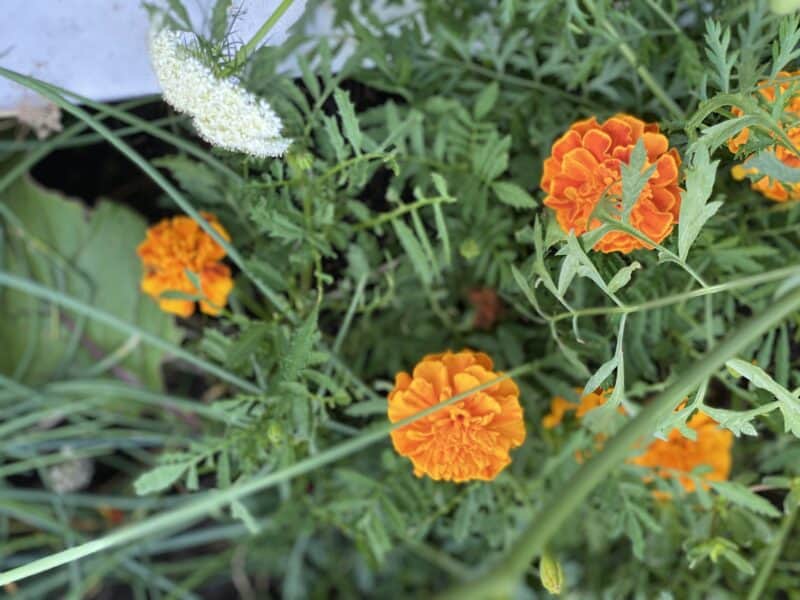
left=439, top=284, right=800, bottom=599
left=584, top=0, right=684, bottom=120
left=747, top=500, right=799, bottom=600
left=226, top=0, right=296, bottom=73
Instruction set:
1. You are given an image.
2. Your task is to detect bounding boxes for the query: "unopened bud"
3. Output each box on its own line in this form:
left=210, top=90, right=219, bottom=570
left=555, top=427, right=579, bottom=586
left=539, top=550, right=564, bottom=596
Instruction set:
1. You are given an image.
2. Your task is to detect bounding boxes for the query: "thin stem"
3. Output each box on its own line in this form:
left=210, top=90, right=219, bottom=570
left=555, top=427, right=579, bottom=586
left=549, top=265, right=800, bottom=323
left=584, top=0, right=684, bottom=120
left=0, top=363, right=537, bottom=586
left=440, top=285, right=800, bottom=599
left=354, top=196, right=456, bottom=230
left=226, top=0, right=296, bottom=73
left=747, top=501, right=799, bottom=600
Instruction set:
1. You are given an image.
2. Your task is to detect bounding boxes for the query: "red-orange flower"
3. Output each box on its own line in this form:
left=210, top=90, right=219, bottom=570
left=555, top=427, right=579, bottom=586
left=630, top=411, right=733, bottom=493
left=728, top=70, right=800, bottom=202
left=137, top=212, right=233, bottom=317
left=387, top=350, right=526, bottom=482
left=541, top=114, right=682, bottom=253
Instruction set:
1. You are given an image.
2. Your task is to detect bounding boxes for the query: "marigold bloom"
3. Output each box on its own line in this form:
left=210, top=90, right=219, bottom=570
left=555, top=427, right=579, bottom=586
left=137, top=212, right=233, bottom=317
left=541, top=114, right=682, bottom=253
left=541, top=388, right=610, bottom=429
left=728, top=70, right=800, bottom=202
left=630, top=411, right=733, bottom=493
left=544, top=389, right=733, bottom=493
left=387, top=350, right=525, bottom=482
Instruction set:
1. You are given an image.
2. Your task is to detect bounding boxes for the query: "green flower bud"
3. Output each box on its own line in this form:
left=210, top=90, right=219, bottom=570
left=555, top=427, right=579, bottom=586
left=267, top=421, right=284, bottom=444
left=539, top=550, right=564, bottom=596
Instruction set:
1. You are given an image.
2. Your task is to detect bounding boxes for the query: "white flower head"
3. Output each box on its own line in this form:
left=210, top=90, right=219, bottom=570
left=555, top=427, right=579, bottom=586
left=149, top=28, right=291, bottom=158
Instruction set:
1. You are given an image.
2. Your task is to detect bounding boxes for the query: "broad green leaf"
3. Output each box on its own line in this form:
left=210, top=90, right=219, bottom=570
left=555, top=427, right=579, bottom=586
left=0, top=176, right=179, bottom=388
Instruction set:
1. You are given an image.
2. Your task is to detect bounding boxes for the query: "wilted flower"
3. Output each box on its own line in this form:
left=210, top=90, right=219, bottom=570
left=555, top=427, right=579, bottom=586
left=137, top=212, right=233, bottom=317
left=541, top=114, right=682, bottom=253
left=387, top=350, right=526, bottom=482
left=467, top=287, right=503, bottom=330
left=728, top=70, right=800, bottom=202
left=149, top=28, right=291, bottom=158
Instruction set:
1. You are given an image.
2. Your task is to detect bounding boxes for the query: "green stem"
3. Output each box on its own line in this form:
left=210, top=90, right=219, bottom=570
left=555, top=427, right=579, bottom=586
left=747, top=501, right=799, bottom=600
left=0, top=363, right=536, bottom=586
left=226, top=0, right=296, bottom=73
left=549, top=265, right=800, bottom=323
left=355, top=196, right=456, bottom=230
left=440, top=285, right=800, bottom=599
left=584, top=0, right=684, bottom=120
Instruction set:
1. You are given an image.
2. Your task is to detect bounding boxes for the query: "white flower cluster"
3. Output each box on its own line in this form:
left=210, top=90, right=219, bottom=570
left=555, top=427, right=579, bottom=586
left=149, top=28, right=291, bottom=158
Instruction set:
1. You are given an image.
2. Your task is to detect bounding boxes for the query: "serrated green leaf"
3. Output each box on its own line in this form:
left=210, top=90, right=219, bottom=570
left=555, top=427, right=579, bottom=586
left=277, top=306, right=319, bottom=384
left=491, top=181, right=537, bottom=209
left=710, top=481, right=781, bottom=518
left=679, top=145, right=721, bottom=261
left=333, top=88, right=363, bottom=154
left=473, top=81, right=499, bottom=119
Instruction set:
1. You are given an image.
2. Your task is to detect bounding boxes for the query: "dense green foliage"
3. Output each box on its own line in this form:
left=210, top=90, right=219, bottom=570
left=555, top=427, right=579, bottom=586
left=1, top=0, right=800, bottom=597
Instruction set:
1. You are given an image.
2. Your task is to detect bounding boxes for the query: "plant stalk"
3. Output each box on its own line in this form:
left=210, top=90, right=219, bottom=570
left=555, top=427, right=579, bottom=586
left=440, top=285, right=800, bottom=599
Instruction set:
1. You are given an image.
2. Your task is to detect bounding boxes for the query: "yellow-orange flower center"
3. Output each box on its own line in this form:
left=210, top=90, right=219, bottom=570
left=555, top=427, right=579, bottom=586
left=387, top=350, right=526, bottom=482
left=541, top=114, right=683, bottom=253
left=137, top=212, right=233, bottom=317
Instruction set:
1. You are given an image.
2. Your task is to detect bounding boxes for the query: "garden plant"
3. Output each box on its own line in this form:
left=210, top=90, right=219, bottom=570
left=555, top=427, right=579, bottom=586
left=2, top=0, right=800, bottom=597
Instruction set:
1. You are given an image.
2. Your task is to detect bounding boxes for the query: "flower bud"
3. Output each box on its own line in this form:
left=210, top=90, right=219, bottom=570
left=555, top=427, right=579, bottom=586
left=539, top=550, right=564, bottom=596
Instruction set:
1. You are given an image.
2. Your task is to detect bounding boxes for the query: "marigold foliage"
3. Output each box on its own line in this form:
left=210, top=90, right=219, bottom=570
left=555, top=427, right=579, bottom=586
left=387, top=350, right=525, bottom=482
left=728, top=70, right=800, bottom=202
left=137, top=212, right=233, bottom=317
left=541, top=114, right=682, bottom=253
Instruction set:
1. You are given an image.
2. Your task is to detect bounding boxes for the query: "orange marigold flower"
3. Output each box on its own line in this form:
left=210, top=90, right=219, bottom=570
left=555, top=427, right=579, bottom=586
left=137, top=212, right=233, bottom=317
left=728, top=70, right=800, bottom=202
left=387, top=350, right=526, bottom=482
left=541, top=114, right=683, bottom=253
left=630, top=411, right=733, bottom=493
left=541, top=387, right=610, bottom=429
